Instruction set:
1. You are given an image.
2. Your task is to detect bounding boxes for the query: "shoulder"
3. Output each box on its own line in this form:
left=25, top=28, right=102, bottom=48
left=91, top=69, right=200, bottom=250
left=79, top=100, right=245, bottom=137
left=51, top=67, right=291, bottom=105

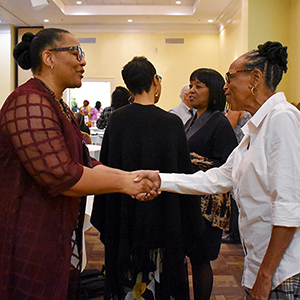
left=169, top=103, right=182, bottom=113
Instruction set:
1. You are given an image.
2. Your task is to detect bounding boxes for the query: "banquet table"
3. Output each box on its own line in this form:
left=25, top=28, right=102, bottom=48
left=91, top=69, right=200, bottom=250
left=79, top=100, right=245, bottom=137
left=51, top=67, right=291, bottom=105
left=90, top=127, right=105, bottom=145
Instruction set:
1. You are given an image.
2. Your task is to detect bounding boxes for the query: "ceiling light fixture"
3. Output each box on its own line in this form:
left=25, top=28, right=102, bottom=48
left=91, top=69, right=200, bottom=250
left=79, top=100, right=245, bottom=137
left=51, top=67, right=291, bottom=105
left=127, top=19, right=133, bottom=23
left=208, top=19, right=213, bottom=23
left=44, top=19, right=50, bottom=22
left=76, top=1, right=82, bottom=4
left=175, top=1, right=182, bottom=4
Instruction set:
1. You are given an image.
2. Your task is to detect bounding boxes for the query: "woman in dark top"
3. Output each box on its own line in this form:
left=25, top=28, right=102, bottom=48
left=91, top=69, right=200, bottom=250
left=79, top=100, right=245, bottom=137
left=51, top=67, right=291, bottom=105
left=91, top=56, right=204, bottom=300
left=0, top=29, right=157, bottom=300
left=184, top=68, right=238, bottom=300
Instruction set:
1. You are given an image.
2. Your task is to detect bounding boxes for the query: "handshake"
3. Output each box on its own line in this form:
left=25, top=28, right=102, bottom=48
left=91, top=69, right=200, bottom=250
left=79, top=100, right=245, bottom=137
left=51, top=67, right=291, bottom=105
left=131, top=170, right=162, bottom=201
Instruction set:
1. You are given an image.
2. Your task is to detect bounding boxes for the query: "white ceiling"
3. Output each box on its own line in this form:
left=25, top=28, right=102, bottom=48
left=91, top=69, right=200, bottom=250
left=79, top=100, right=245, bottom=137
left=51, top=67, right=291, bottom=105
left=0, top=0, right=241, bottom=33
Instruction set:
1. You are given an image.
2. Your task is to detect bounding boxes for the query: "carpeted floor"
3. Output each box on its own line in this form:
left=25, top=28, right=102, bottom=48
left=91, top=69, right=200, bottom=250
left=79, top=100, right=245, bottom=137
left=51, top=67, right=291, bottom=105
left=84, top=227, right=245, bottom=300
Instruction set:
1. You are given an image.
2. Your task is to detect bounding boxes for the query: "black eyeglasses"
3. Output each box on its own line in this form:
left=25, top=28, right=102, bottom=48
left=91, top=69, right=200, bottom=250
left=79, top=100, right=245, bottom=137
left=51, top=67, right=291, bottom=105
left=48, top=46, right=85, bottom=62
left=156, top=74, right=162, bottom=83
left=225, top=68, right=252, bottom=84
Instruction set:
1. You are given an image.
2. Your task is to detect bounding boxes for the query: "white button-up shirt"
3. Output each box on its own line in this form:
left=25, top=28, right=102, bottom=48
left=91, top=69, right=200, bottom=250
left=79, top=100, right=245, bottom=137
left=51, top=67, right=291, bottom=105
left=160, top=92, right=300, bottom=289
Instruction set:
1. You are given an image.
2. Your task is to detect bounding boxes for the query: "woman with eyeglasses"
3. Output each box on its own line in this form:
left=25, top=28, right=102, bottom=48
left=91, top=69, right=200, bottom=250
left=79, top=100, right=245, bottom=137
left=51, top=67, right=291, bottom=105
left=0, top=28, right=159, bottom=300
left=91, top=56, right=204, bottom=300
left=139, top=41, right=300, bottom=300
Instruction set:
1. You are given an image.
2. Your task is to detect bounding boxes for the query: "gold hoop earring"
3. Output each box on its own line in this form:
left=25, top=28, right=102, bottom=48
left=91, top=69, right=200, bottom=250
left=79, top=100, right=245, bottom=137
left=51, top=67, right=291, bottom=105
left=251, top=86, right=258, bottom=96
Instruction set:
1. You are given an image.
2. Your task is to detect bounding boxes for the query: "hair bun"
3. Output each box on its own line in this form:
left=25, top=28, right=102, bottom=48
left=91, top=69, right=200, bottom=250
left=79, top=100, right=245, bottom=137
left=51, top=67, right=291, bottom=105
left=13, top=32, right=35, bottom=70
left=258, top=41, right=288, bottom=73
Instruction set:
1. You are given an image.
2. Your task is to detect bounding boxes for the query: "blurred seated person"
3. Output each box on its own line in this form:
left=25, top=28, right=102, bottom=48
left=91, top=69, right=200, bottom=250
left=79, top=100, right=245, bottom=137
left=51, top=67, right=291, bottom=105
left=75, top=112, right=90, bottom=135
left=96, top=86, right=131, bottom=129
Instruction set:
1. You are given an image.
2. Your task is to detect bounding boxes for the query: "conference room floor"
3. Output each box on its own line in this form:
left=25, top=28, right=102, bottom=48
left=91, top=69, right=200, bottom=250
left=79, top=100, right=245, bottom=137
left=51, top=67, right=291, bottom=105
left=85, top=226, right=245, bottom=300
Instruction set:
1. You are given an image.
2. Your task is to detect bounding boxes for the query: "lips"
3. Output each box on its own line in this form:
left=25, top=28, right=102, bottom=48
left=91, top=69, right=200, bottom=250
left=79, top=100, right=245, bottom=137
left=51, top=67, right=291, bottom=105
left=77, top=69, right=85, bottom=78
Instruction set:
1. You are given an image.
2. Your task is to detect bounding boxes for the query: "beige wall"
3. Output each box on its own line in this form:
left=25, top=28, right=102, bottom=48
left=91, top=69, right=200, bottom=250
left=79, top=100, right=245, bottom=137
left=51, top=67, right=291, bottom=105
left=248, top=0, right=292, bottom=100
left=288, top=0, right=300, bottom=105
left=219, top=0, right=249, bottom=75
left=77, top=32, right=219, bottom=111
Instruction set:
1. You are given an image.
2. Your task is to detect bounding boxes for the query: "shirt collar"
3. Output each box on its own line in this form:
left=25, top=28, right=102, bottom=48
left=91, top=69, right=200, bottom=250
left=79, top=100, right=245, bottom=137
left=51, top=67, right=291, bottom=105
left=242, top=92, right=286, bottom=136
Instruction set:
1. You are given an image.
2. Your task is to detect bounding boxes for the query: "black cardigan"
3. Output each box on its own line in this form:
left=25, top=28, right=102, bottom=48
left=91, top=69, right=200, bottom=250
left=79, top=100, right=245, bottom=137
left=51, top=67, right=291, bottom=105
left=91, top=103, right=204, bottom=299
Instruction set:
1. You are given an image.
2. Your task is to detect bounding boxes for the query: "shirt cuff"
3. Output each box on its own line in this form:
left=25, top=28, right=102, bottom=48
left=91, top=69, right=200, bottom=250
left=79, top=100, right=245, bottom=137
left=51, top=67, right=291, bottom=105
left=273, top=202, right=300, bottom=227
left=160, top=173, right=174, bottom=192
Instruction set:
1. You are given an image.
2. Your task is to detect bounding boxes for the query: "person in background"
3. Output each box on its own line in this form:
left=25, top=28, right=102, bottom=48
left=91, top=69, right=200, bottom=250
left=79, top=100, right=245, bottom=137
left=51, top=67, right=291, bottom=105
left=80, top=99, right=91, bottom=117
left=169, top=83, right=196, bottom=124
left=0, top=28, right=158, bottom=300
left=91, top=56, right=204, bottom=300
left=141, top=41, right=300, bottom=300
left=96, top=86, right=131, bottom=129
left=184, top=68, right=237, bottom=300
left=75, top=112, right=90, bottom=135
left=226, top=109, right=251, bottom=144
left=222, top=109, right=251, bottom=244
left=72, top=101, right=80, bottom=113
left=90, top=101, right=102, bottom=122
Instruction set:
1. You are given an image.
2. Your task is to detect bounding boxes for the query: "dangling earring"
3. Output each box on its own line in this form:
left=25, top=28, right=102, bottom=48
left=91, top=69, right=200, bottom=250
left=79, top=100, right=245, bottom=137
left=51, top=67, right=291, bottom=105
left=128, top=95, right=135, bottom=104
left=251, top=86, right=258, bottom=96
left=50, top=65, right=54, bottom=71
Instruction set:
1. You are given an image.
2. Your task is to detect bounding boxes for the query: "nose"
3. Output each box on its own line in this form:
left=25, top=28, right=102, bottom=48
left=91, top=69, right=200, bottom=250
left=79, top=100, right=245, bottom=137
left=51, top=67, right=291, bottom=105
left=223, top=82, right=228, bottom=91
left=189, top=85, right=196, bottom=92
left=80, top=57, right=87, bottom=66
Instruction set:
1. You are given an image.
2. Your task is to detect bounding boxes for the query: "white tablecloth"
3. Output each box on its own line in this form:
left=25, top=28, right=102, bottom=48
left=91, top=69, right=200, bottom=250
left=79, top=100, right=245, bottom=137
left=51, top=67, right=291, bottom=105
left=86, top=144, right=101, bottom=160
left=90, top=127, right=105, bottom=145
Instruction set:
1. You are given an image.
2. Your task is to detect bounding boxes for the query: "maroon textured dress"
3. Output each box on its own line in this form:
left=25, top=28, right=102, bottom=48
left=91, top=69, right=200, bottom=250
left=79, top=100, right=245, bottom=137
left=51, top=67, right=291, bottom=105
left=0, top=78, right=94, bottom=300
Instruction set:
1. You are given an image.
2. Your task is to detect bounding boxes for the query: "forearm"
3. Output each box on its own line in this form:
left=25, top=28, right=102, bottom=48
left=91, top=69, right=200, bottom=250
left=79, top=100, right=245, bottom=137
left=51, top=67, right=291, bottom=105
left=250, top=226, right=296, bottom=299
left=160, top=166, right=232, bottom=195
left=63, top=165, right=129, bottom=197
left=257, top=226, right=296, bottom=278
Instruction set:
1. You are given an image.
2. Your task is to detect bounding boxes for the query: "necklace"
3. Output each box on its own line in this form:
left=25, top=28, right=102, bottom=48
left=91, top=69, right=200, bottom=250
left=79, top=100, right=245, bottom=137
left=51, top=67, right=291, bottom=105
left=36, top=78, right=73, bottom=122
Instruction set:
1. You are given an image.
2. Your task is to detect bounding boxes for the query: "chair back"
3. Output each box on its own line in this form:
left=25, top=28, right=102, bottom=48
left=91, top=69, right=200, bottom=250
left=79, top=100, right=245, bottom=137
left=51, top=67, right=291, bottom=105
left=81, top=131, right=92, bottom=144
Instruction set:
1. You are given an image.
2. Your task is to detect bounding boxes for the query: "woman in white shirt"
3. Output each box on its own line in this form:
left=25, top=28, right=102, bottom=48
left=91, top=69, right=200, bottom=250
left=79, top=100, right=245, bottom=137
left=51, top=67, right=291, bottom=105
left=138, top=41, right=300, bottom=300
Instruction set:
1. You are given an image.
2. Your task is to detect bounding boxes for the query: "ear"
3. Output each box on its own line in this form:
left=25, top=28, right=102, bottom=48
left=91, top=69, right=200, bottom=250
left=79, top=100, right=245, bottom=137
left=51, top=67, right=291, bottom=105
left=250, top=69, right=262, bottom=87
left=153, top=74, right=159, bottom=87
left=41, top=50, right=54, bottom=69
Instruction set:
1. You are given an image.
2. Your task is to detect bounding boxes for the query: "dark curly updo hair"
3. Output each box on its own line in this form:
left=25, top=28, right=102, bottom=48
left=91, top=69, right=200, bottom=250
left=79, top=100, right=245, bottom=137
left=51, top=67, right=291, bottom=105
left=121, top=56, right=156, bottom=95
left=243, top=41, right=288, bottom=91
left=13, top=28, right=70, bottom=74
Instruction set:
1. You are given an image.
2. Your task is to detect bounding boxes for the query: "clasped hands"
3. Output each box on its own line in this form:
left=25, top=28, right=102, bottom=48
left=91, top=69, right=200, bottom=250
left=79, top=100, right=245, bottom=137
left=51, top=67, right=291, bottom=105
left=132, top=170, right=162, bottom=201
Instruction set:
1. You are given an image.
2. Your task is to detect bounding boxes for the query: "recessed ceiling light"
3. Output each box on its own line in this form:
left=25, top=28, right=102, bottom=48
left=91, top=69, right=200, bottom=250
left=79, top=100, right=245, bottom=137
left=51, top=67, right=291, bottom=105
left=127, top=19, right=133, bottom=23
left=176, top=1, right=182, bottom=4
left=208, top=19, right=213, bottom=23
left=76, top=1, right=82, bottom=4
left=44, top=19, right=50, bottom=22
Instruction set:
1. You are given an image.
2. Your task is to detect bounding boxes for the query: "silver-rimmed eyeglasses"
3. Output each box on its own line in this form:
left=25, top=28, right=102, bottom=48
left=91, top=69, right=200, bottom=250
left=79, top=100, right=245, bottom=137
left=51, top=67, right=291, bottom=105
left=48, top=46, right=85, bottom=62
left=225, top=68, right=252, bottom=84
left=156, top=74, right=162, bottom=83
